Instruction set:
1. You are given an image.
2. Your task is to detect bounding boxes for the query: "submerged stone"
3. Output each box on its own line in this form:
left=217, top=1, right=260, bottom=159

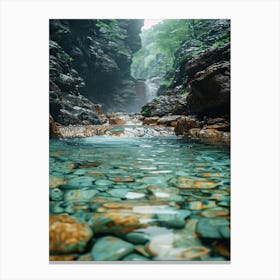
left=200, top=208, right=229, bottom=218
left=196, top=218, right=230, bottom=239
left=186, top=201, right=216, bottom=210
left=126, top=231, right=150, bottom=244
left=50, top=201, right=65, bottom=214
left=94, top=179, right=113, bottom=187
left=66, top=176, right=95, bottom=188
left=125, top=192, right=145, bottom=199
left=64, top=189, right=99, bottom=202
left=157, top=209, right=191, bottom=228
left=50, top=188, right=64, bottom=201
left=49, top=214, right=93, bottom=254
left=106, top=188, right=130, bottom=199
left=122, top=253, right=149, bottom=261
left=77, top=253, right=93, bottom=261
left=49, top=254, right=78, bottom=261
left=111, top=176, right=135, bottom=183
left=49, top=175, right=67, bottom=188
left=170, top=176, right=218, bottom=189
left=91, top=236, right=134, bottom=261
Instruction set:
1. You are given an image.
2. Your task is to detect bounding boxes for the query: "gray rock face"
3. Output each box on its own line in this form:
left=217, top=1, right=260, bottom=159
left=141, top=44, right=230, bottom=118
left=50, top=19, right=144, bottom=119
left=185, top=46, right=230, bottom=115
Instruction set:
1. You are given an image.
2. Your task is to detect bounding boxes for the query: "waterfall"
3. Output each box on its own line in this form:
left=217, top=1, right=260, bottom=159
left=145, top=77, right=161, bottom=102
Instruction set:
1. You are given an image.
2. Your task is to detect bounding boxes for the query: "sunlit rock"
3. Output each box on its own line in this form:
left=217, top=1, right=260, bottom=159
left=91, top=236, right=134, bottom=261
left=49, top=214, right=93, bottom=254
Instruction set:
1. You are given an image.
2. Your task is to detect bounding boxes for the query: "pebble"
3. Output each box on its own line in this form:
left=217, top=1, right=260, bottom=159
left=196, top=218, right=230, bottom=239
left=64, top=201, right=90, bottom=214
left=95, top=179, right=113, bottom=187
left=126, top=231, right=150, bottom=244
left=50, top=254, right=78, bottom=261
left=106, top=188, right=130, bottom=199
left=111, top=176, right=135, bottom=183
left=200, top=208, right=230, bottom=218
left=77, top=253, right=93, bottom=261
left=91, top=236, right=134, bottom=261
left=125, top=192, right=146, bottom=199
left=63, top=176, right=95, bottom=189
left=122, top=254, right=149, bottom=261
left=170, top=176, right=218, bottom=189
left=49, top=175, right=67, bottom=188
left=186, top=201, right=216, bottom=210
left=64, top=189, right=99, bottom=202
left=50, top=201, right=65, bottom=214
left=50, top=188, right=64, bottom=201
left=49, top=214, right=93, bottom=254
left=142, top=177, right=167, bottom=185
left=157, top=209, right=191, bottom=228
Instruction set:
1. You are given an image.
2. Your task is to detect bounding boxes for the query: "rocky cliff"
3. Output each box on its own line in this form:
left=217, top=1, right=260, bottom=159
left=141, top=20, right=230, bottom=118
left=50, top=19, right=143, bottom=125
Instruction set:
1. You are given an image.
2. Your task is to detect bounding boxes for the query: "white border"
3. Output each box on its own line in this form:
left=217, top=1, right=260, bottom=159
left=0, top=0, right=279, bottom=279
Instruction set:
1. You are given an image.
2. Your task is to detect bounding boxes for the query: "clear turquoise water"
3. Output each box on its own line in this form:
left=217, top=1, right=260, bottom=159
left=50, top=136, right=230, bottom=261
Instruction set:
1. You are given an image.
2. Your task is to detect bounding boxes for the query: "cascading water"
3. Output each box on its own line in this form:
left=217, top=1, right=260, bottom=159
left=145, top=77, right=162, bottom=102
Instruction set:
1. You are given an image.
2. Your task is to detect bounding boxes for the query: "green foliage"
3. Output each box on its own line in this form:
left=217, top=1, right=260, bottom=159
left=56, top=52, right=61, bottom=61
left=132, top=19, right=230, bottom=81
left=95, top=20, right=126, bottom=41
left=181, top=90, right=190, bottom=97
left=141, top=105, right=151, bottom=117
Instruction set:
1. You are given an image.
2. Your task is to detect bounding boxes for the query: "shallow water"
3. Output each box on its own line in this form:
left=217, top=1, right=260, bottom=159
left=49, top=136, right=230, bottom=261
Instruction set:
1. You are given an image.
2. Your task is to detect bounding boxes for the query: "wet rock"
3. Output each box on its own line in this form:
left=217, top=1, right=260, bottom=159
left=196, top=218, right=230, bottom=239
left=111, top=176, right=135, bottom=183
left=64, top=201, right=90, bottom=214
left=106, top=188, right=130, bottom=199
left=49, top=115, right=62, bottom=137
left=213, top=240, right=230, bottom=258
left=67, top=161, right=101, bottom=169
left=126, top=231, right=150, bottom=244
left=64, top=189, right=99, bottom=202
left=50, top=254, right=78, bottom=261
left=141, top=94, right=187, bottom=117
left=87, top=201, right=174, bottom=236
left=50, top=188, right=64, bottom=201
left=77, top=253, right=93, bottom=261
left=188, top=128, right=201, bottom=138
left=142, top=177, right=167, bottom=185
left=142, top=117, right=159, bottom=125
left=88, top=211, right=151, bottom=236
left=50, top=201, right=65, bottom=214
left=50, top=214, right=93, bottom=254
left=94, top=179, right=113, bottom=187
left=108, top=117, right=126, bottom=125
left=122, top=253, right=149, bottom=261
left=203, top=122, right=230, bottom=132
left=207, top=117, right=227, bottom=125
left=186, top=201, right=216, bottom=210
left=66, top=176, right=95, bottom=189
left=135, top=245, right=151, bottom=258
left=91, top=236, right=134, bottom=261
left=174, top=117, right=200, bottom=136
left=157, top=209, right=191, bottom=228
left=157, top=115, right=183, bottom=126
left=170, top=176, right=218, bottom=189
left=200, top=208, right=229, bottom=218
left=147, top=185, right=183, bottom=202
left=49, top=175, right=67, bottom=188
left=125, top=192, right=146, bottom=199
left=185, top=44, right=230, bottom=115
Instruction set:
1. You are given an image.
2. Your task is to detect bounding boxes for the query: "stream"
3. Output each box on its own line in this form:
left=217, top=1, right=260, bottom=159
left=49, top=119, right=230, bottom=261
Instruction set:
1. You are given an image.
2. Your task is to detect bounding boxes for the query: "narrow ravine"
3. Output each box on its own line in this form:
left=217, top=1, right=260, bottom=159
left=49, top=19, right=231, bottom=262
